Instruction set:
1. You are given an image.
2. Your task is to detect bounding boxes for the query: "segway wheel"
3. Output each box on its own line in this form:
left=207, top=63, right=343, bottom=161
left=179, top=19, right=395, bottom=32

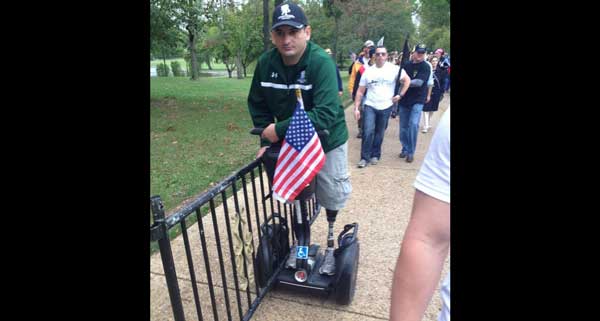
left=255, top=229, right=274, bottom=288
left=335, top=241, right=359, bottom=305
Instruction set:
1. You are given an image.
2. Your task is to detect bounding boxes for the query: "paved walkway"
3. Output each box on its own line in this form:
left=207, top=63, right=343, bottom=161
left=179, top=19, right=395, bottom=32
left=151, top=96, right=450, bottom=321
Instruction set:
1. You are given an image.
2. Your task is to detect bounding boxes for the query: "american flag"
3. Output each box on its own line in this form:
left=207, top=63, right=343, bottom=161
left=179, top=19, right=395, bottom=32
left=272, top=89, right=326, bottom=203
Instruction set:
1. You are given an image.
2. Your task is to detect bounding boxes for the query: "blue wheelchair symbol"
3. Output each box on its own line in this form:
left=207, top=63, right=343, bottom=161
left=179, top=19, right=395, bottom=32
left=296, top=246, right=308, bottom=259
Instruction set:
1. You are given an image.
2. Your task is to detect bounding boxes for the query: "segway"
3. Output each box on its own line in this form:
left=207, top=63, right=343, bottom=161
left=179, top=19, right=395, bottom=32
left=251, top=128, right=360, bottom=305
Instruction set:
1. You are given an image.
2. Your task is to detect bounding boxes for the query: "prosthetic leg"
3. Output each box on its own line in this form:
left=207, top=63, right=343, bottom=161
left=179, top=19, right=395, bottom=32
left=319, top=209, right=338, bottom=275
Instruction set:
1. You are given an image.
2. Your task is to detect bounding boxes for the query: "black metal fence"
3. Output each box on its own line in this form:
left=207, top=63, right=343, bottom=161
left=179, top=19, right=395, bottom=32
left=150, top=158, right=319, bottom=321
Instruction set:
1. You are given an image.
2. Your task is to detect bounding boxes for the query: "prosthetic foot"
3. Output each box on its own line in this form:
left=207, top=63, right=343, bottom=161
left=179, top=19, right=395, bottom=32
left=286, top=242, right=297, bottom=269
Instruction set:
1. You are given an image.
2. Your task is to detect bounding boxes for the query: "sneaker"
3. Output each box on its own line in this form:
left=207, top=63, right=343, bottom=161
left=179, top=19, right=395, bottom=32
left=369, top=157, right=378, bottom=165
left=399, top=152, right=407, bottom=158
left=286, top=245, right=297, bottom=269
left=357, top=159, right=368, bottom=168
left=319, top=248, right=336, bottom=275
left=406, top=155, right=414, bottom=163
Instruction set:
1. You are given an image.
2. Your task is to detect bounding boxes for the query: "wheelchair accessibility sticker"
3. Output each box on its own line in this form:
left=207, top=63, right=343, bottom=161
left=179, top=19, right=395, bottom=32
left=296, top=246, right=309, bottom=259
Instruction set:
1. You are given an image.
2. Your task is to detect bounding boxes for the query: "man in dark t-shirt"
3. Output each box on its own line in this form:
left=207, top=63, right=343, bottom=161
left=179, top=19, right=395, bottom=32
left=396, top=43, right=431, bottom=163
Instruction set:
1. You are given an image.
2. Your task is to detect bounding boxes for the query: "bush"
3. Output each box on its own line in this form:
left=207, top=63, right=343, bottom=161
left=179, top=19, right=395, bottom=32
left=157, top=63, right=170, bottom=77
left=171, top=61, right=183, bottom=77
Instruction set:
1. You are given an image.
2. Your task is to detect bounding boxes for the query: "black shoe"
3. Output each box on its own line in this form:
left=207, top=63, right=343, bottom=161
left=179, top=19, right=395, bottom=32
left=399, top=152, right=407, bottom=158
left=406, top=155, right=414, bottom=163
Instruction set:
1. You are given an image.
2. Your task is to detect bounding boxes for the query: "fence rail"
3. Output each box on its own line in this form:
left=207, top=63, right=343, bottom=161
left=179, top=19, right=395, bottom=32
left=150, top=158, right=319, bottom=321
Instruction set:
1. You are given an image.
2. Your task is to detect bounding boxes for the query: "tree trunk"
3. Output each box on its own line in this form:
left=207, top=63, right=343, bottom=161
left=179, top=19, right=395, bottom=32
left=223, top=55, right=233, bottom=78
left=188, top=25, right=199, bottom=80
left=207, top=56, right=213, bottom=70
left=263, top=0, right=270, bottom=52
left=235, top=51, right=243, bottom=79
left=333, top=16, right=339, bottom=66
left=162, top=50, right=167, bottom=76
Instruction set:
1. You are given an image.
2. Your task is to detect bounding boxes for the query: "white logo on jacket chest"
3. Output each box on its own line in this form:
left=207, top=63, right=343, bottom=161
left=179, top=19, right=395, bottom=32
left=271, top=72, right=278, bottom=79
left=297, top=70, right=306, bottom=84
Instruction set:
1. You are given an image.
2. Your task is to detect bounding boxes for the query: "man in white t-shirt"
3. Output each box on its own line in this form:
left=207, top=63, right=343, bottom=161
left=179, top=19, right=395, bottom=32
left=389, top=108, right=450, bottom=321
left=353, top=46, right=410, bottom=168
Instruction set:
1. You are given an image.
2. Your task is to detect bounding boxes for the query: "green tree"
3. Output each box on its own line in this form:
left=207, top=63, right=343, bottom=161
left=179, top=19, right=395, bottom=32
left=238, top=0, right=265, bottom=77
left=303, top=0, right=334, bottom=52
left=219, top=1, right=262, bottom=79
left=323, top=1, right=343, bottom=62
left=326, top=0, right=415, bottom=62
left=151, top=0, right=182, bottom=69
left=262, top=0, right=271, bottom=52
left=416, top=0, right=450, bottom=53
left=172, top=0, right=205, bottom=80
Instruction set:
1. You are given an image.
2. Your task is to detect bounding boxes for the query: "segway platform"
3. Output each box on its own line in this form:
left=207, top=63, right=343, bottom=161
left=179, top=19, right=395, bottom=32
left=276, top=244, right=334, bottom=294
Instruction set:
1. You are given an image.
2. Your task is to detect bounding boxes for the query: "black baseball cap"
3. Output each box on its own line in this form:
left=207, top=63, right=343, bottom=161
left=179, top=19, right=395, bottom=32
left=271, top=2, right=308, bottom=30
left=415, top=44, right=427, bottom=53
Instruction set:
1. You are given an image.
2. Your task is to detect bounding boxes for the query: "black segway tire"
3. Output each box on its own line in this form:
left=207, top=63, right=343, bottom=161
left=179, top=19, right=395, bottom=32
left=255, top=229, right=274, bottom=288
left=335, top=240, right=359, bottom=305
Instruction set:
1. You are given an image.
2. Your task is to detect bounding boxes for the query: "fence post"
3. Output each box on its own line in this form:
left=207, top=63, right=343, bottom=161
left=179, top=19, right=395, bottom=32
left=151, top=195, right=186, bottom=321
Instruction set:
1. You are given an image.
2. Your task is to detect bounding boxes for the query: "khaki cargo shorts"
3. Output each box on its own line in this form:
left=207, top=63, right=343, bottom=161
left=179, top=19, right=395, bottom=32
left=316, top=142, right=352, bottom=210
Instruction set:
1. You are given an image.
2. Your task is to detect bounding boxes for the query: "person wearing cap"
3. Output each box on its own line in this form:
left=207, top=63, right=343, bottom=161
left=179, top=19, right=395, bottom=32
left=395, top=43, right=432, bottom=163
left=353, top=46, right=410, bottom=168
left=325, top=48, right=343, bottom=97
left=348, top=41, right=376, bottom=139
left=247, top=2, right=351, bottom=276
left=360, top=40, right=375, bottom=64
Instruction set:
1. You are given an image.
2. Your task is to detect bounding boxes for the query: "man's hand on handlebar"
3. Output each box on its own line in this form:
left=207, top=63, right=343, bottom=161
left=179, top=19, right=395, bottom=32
left=261, top=123, right=279, bottom=143
left=256, top=146, right=268, bottom=159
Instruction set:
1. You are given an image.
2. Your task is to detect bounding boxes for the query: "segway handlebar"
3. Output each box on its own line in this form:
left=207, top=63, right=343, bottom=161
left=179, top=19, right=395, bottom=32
left=250, top=127, right=330, bottom=138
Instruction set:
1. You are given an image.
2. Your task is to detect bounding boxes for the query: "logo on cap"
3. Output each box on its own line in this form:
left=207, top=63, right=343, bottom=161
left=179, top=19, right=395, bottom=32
left=278, top=4, right=296, bottom=20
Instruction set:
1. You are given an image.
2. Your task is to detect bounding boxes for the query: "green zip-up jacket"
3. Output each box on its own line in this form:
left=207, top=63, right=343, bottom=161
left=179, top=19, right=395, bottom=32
left=247, top=41, right=348, bottom=153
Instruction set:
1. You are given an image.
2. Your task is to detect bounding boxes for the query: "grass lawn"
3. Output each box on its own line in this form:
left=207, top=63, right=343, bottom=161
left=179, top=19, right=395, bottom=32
left=151, top=77, right=258, bottom=213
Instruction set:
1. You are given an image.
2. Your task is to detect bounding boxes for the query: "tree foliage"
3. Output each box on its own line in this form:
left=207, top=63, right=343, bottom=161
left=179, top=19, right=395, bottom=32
left=171, top=0, right=205, bottom=80
left=150, top=0, right=183, bottom=60
left=416, top=0, right=450, bottom=53
left=150, top=0, right=449, bottom=79
left=304, top=0, right=415, bottom=64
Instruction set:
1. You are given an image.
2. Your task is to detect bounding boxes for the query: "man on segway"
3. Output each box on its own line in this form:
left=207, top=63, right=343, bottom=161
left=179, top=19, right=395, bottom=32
left=247, top=2, right=351, bottom=276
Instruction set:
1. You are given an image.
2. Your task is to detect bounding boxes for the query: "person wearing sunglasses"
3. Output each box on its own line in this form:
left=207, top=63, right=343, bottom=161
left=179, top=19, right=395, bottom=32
left=353, top=46, right=410, bottom=168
